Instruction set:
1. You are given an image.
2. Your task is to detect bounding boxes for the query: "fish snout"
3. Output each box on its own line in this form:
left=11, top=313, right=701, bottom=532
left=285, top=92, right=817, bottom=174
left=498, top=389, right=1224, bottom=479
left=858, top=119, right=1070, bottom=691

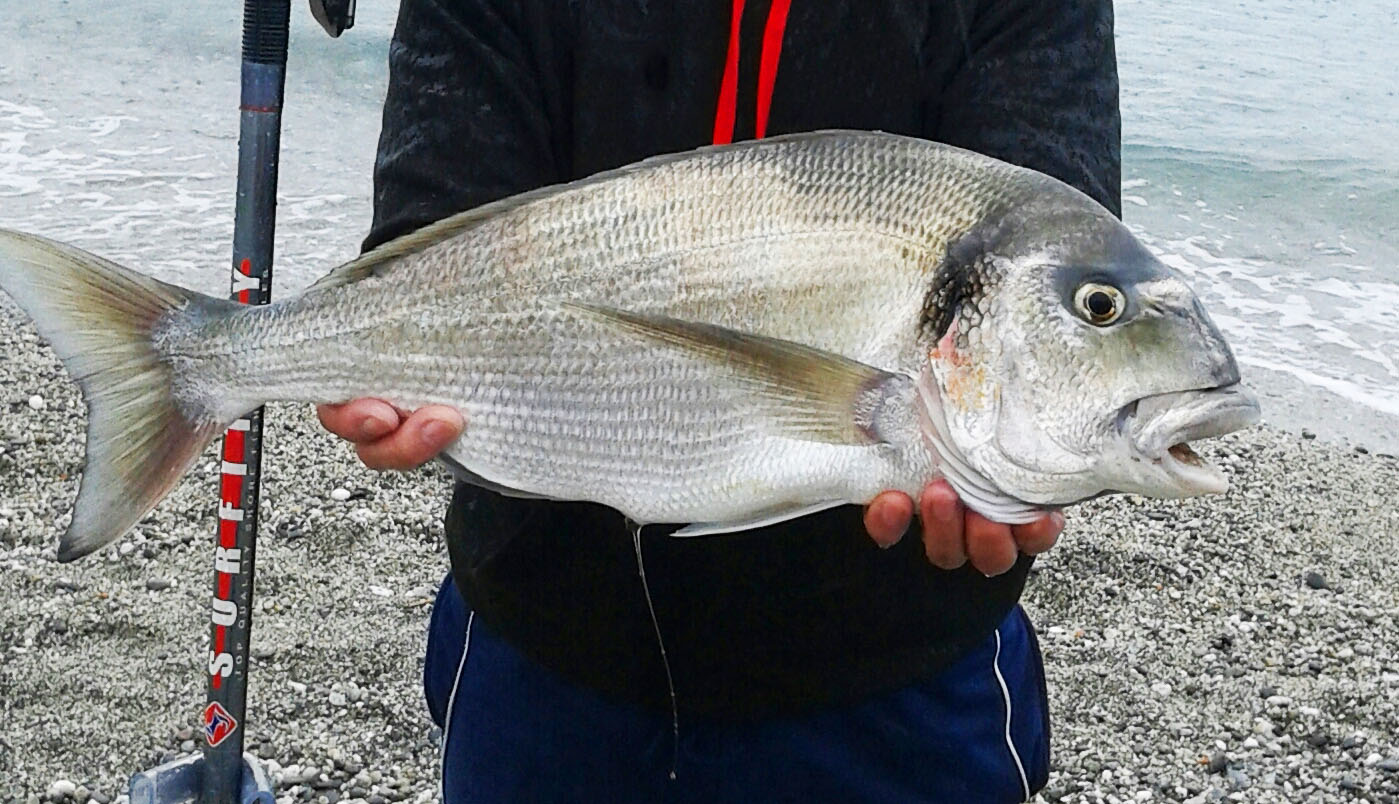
left=1182, top=293, right=1242, bottom=389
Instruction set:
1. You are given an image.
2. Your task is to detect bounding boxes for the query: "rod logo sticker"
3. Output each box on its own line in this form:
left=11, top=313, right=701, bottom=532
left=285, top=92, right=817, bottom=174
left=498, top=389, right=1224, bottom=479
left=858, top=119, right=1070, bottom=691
left=203, top=701, right=238, bottom=747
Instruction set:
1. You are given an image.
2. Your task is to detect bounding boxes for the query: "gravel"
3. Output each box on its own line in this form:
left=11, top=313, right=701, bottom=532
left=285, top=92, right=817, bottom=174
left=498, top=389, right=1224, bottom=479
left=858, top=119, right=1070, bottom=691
left=0, top=309, right=447, bottom=804
left=1023, top=409, right=1399, bottom=802
left=1, top=306, right=1397, bottom=804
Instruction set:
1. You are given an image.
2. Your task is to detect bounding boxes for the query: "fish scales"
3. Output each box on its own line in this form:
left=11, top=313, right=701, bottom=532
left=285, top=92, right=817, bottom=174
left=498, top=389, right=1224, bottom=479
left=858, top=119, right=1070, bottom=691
left=0, top=129, right=1260, bottom=560
left=177, top=134, right=1013, bottom=522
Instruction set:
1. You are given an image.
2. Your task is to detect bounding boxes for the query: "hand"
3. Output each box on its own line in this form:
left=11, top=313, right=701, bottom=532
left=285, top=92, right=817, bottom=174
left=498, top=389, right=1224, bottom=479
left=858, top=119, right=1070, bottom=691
left=863, top=479, right=1064, bottom=576
left=316, top=399, right=465, bottom=470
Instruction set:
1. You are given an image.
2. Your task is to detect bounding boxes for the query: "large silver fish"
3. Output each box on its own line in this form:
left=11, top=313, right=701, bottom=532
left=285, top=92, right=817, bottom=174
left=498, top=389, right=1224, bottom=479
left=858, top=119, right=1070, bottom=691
left=0, top=131, right=1259, bottom=562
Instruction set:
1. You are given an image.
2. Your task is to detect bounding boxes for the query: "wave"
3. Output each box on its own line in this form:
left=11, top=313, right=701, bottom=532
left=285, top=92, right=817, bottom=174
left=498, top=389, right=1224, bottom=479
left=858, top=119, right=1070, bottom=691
left=1136, top=229, right=1399, bottom=420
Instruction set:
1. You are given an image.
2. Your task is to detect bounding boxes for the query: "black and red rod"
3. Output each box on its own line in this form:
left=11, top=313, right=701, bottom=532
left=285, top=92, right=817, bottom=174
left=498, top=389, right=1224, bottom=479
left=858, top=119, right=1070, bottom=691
left=126, top=2, right=353, bottom=803
left=201, top=1, right=291, bottom=801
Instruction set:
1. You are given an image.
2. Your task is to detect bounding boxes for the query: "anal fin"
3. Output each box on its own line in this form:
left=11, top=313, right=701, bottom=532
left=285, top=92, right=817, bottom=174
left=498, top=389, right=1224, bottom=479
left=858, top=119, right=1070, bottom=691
left=669, top=500, right=848, bottom=537
left=437, top=453, right=557, bottom=501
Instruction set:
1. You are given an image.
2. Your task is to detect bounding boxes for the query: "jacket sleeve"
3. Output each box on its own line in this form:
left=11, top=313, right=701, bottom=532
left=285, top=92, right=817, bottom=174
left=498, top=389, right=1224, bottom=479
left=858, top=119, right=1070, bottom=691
left=364, top=0, right=566, bottom=251
left=926, top=0, right=1122, bottom=216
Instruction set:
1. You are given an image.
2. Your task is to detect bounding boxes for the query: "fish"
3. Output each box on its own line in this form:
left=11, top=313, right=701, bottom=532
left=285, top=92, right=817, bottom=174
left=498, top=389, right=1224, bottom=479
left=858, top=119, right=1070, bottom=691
left=0, top=130, right=1260, bottom=562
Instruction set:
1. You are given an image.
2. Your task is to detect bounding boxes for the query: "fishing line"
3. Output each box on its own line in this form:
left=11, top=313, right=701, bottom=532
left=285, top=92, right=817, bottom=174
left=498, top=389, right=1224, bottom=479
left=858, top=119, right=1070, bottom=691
left=628, top=519, right=680, bottom=781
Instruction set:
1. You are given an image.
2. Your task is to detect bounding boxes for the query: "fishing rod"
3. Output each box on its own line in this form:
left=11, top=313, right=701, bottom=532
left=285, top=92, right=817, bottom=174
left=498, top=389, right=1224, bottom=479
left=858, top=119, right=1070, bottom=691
left=128, top=2, right=355, bottom=803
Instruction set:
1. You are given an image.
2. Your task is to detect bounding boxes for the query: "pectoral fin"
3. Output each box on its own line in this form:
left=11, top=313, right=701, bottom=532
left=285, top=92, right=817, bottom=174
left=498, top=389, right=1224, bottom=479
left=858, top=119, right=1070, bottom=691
left=563, top=302, right=912, bottom=446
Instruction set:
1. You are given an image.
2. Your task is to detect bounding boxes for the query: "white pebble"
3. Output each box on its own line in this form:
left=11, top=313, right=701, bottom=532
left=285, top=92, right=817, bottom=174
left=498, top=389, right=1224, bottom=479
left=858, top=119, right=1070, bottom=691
left=1150, top=682, right=1173, bottom=697
left=1365, top=752, right=1383, bottom=766
left=1243, top=737, right=1260, bottom=749
left=287, top=680, right=307, bottom=694
left=28, top=394, right=45, bottom=411
left=330, top=487, right=351, bottom=502
left=1266, top=695, right=1292, bottom=707
left=348, top=508, right=377, bottom=526
left=49, top=780, right=76, bottom=799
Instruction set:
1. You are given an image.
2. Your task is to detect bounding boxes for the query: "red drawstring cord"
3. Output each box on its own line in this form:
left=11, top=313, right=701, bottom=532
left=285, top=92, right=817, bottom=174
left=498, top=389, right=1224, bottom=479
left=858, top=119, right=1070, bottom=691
left=754, top=0, right=792, bottom=139
left=712, top=0, right=747, bottom=145
left=712, top=0, right=792, bottom=144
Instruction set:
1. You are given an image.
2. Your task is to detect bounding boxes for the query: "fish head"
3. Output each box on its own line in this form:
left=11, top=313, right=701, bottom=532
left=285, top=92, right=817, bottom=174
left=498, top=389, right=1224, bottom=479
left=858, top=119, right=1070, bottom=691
left=923, top=186, right=1261, bottom=508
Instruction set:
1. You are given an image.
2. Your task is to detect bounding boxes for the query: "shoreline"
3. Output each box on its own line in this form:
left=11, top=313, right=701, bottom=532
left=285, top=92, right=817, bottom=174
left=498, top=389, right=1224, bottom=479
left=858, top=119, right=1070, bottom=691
left=1242, top=363, right=1399, bottom=458
left=1, top=310, right=1397, bottom=804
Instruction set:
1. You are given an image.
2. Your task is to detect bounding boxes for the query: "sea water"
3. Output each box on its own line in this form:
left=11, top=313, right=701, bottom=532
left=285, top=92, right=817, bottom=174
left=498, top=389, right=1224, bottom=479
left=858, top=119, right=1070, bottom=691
left=0, top=0, right=1394, bottom=443
left=1117, top=0, right=1399, bottom=430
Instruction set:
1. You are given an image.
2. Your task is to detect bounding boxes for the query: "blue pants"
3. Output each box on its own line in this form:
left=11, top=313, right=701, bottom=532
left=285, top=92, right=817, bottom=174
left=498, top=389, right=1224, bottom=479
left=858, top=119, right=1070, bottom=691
left=425, top=574, right=1049, bottom=803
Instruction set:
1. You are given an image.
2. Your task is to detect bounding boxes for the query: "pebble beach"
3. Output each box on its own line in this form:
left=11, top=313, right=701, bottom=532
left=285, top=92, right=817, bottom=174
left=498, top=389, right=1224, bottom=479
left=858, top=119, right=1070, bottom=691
left=0, top=303, right=1397, bottom=804
left=2, top=0, right=1397, bottom=801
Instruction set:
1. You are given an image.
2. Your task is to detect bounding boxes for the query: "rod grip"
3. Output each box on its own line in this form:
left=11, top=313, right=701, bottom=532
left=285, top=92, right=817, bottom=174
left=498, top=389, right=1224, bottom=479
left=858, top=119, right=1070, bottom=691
left=242, top=0, right=291, bottom=65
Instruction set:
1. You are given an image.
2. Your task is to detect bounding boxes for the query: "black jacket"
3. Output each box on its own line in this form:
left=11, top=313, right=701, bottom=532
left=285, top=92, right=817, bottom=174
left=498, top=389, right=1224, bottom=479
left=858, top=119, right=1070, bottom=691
left=366, top=0, right=1121, bottom=720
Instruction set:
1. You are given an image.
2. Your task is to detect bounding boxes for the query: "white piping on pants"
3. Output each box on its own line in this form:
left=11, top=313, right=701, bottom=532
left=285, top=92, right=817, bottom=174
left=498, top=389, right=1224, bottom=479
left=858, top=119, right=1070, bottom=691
left=440, top=610, right=475, bottom=803
left=993, top=627, right=1031, bottom=802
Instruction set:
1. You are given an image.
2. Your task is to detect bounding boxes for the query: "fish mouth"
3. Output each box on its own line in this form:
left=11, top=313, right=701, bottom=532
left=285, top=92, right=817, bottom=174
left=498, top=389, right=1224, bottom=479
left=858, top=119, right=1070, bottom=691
left=1116, top=383, right=1262, bottom=495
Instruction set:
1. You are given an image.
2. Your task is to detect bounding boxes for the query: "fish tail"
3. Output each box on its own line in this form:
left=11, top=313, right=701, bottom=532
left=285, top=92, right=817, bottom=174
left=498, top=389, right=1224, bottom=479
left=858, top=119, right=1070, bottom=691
left=0, top=228, right=238, bottom=561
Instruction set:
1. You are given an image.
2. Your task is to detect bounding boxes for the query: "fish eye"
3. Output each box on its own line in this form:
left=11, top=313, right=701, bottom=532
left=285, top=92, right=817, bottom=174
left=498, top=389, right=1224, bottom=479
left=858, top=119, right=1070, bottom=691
left=1074, top=283, right=1125, bottom=326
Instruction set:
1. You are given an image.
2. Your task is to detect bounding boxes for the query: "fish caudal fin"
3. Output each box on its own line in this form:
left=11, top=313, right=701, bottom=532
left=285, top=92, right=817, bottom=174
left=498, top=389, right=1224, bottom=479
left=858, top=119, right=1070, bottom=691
left=0, top=229, right=234, bottom=561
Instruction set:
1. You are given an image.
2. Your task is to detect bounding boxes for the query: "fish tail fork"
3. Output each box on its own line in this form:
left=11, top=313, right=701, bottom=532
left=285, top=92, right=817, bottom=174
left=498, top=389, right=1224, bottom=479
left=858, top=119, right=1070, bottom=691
left=0, top=229, right=234, bottom=561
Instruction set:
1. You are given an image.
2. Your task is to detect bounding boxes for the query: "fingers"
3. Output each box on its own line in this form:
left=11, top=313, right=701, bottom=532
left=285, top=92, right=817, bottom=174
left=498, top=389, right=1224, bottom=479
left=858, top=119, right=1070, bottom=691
left=914, top=480, right=1067, bottom=576
left=354, top=405, right=465, bottom=470
left=1011, top=511, right=1065, bottom=556
left=963, top=511, right=1019, bottom=577
left=317, top=400, right=465, bottom=471
left=317, top=399, right=402, bottom=442
left=863, top=491, right=915, bottom=548
left=918, top=480, right=967, bottom=569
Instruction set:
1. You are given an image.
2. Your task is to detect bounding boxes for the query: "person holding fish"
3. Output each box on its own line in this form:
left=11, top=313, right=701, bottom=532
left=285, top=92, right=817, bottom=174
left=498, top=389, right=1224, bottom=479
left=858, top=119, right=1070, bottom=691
left=315, top=0, right=1115, bottom=801
left=0, top=0, right=1256, bottom=800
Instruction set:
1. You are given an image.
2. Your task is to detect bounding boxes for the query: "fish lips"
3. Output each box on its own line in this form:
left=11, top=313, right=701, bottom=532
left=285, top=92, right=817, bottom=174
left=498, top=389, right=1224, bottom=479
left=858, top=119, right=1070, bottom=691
left=1116, top=383, right=1262, bottom=494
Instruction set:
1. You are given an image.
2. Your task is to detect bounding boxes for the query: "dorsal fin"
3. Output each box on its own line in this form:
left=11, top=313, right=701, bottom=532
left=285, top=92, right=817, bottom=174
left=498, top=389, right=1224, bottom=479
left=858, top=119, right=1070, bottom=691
left=304, top=145, right=725, bottom=292
left=305, top=130, right=905, bottom=292
left=305, top=193, right=539, bottom=292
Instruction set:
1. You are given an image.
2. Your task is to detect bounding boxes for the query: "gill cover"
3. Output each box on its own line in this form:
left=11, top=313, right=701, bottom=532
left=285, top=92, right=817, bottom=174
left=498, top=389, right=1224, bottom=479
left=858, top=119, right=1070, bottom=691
left=921, top=181, right=1257, bottom=508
